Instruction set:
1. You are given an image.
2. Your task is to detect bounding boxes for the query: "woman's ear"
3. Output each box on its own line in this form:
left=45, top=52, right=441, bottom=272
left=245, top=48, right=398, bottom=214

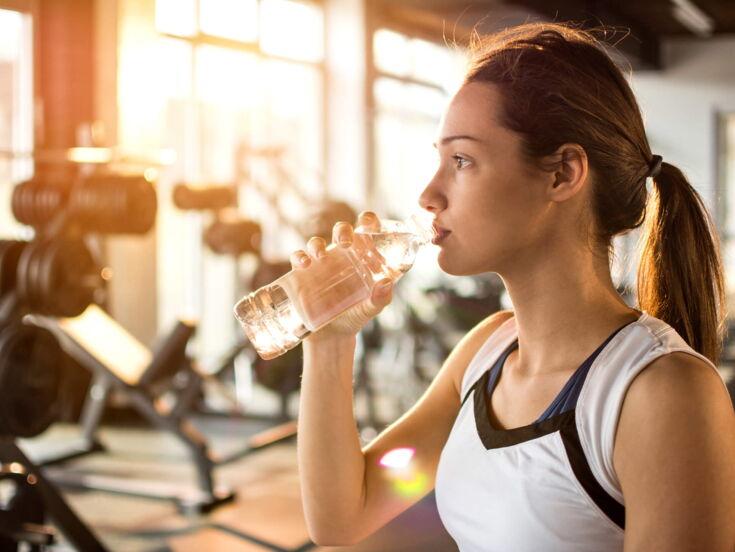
left=545, top=143, right=588, bottom=201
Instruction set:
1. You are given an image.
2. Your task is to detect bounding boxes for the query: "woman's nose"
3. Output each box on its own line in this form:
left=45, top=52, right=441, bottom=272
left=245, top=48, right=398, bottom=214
left=418, top=174, right=446, bottom=213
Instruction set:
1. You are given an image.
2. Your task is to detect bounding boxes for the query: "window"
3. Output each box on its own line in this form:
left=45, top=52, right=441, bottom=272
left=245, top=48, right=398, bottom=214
left=371, top=28, right=464, bottom=219
left=120, top=0, right=325, bottom=362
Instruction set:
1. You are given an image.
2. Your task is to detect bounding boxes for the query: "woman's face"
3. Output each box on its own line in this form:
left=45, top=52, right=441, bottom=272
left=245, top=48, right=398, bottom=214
left=419, top=81, right=558, bottom=276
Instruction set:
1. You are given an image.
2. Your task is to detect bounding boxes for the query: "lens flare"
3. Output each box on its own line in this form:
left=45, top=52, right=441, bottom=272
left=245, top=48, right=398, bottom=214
left=379, top=447, right=415, bottom=469
left=393, top=472, right=429, bottom=498
left=378, top=448, right=429, bottom=498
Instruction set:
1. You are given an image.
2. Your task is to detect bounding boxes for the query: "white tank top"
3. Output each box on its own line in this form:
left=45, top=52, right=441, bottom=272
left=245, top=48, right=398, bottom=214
left=435, top=311, right=725, bottom=552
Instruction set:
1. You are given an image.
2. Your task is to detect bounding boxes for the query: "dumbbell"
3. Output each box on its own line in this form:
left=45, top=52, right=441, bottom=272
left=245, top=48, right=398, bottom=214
left=12, top=175, right=157, bottom=234
left=15, top=239, right=102, bottom=318
left=204, top=215, right=261, bottom=256
left=173, top=184, right=238, bottom=211
left=10, top=181, right=69, bottom=229
left=68, top=175, right=157, bottom=234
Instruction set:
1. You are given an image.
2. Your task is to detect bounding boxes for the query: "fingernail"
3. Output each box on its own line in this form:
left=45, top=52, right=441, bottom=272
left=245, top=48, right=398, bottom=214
left=338, top=237, right=351, bottom=247
left=299, top=254, right=309, bottom=266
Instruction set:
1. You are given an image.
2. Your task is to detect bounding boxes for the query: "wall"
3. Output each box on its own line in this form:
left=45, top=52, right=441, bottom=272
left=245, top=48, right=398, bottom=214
left=632, top=35, right=735, bottom=219
left=609, top=35, right=735, bottom=293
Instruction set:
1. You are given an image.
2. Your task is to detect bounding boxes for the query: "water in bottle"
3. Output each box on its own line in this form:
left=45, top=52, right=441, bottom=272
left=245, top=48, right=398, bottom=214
left=233, top=215, right=434, bottom=360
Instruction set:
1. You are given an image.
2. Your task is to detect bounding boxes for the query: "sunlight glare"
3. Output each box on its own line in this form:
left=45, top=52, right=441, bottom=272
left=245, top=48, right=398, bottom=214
left=261, top=0, right=323, bottom=62
left=379, top=447, right=415, bottom=470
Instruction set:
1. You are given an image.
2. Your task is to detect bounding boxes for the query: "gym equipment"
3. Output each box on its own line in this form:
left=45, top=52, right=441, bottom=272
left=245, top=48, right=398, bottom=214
left=0, top=242, right=26, bottom=300
left=12, top=174, right=157, bottom=235
left=0, top=439, right=108, bottom=551
left=204, top=216, right=261, bottom=256
left=0, top=459, right=50, bottom=551
left=68, top=175, right=157, bottom=234
left=172, top=183, right=237, bottom=211
left=0, top=171, right=158, bottom=548
left=173, top=183, right=262, bottom=257
left=30, top=305, right=297, bottom=514
left=15, top=239, right=102, bottom=318
left=0, top=323, right=63, bottom=439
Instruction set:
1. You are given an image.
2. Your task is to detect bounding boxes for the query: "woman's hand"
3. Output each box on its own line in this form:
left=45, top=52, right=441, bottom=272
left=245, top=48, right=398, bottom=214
left=289, top=211, right=394, bottom=341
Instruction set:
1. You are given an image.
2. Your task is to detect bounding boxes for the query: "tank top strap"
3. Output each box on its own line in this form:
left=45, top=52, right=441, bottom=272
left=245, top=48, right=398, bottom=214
left=460, top=315, right=518, bottom=401
left=576, top=311, right=726, bottom=504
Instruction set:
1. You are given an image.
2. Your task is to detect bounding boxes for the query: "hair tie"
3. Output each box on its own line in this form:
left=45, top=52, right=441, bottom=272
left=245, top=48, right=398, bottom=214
left=648, top=155, right=663, bottom=179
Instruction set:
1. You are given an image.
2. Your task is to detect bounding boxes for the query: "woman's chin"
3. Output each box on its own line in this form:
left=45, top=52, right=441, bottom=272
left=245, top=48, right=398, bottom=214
left=437, top=251, right=468, bottom=276
left=437, top=249, right=490, bottom=276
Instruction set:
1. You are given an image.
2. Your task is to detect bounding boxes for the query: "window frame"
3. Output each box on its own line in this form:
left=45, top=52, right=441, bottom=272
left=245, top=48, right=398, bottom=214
left=155, top=0, right=327, bottom=191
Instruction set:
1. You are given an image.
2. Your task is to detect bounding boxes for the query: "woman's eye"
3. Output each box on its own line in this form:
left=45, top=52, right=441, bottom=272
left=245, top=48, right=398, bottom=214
left=452, top=155, right=470, bottom=169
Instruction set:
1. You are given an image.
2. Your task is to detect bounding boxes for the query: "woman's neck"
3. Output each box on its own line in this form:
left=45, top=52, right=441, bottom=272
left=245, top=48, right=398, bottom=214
left=500, top=249, right=640, bottom=378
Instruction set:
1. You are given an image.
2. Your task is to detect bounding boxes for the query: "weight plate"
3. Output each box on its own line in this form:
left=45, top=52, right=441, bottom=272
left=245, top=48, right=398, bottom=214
left=42, top=239, right=98, bottom=317
left=28, top=241, right=50, bottom=313
left=24, top=182, right=39, bottom=226
left=0, top=241, right=25, bottom=298
left=38, top=240, right=61, bottom=315
left=0, top=323, right=62, bottom=438
left=0, top=241, right=13, bottom=296
left=15, top=241, right=41, bottom=307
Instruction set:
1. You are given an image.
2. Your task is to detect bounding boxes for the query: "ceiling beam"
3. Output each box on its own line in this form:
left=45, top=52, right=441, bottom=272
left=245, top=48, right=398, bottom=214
left=507, top=0, right=662, bottom=69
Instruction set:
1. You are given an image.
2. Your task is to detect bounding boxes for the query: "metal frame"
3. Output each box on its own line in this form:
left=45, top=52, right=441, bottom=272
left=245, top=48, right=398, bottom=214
left=0, top=438, right=109, bottom=551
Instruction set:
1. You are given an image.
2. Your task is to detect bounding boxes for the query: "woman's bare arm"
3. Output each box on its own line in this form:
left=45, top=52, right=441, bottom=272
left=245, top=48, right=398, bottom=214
left=614, top=352, right=735, bottom=551
left=298, top=309, right=514, bottom=545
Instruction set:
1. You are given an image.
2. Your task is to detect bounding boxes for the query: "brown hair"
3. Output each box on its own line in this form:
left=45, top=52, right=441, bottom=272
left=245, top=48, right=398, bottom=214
left=465, top=22, right=726, bottom=363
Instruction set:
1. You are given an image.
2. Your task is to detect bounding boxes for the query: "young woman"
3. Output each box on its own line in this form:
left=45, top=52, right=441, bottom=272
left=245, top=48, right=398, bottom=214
left=291, top=23, right=735, bottom=551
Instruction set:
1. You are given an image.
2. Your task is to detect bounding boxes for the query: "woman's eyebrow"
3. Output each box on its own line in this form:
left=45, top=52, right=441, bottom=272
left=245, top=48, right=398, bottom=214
left=433, top=135, right=483, bottom=147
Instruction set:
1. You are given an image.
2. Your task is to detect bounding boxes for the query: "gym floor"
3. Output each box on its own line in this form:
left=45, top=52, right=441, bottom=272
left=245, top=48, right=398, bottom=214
left=20, top=407, right=458, bottom=551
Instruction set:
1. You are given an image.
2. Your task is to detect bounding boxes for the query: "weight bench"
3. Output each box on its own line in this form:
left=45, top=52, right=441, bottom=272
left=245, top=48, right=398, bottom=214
left=28, top=305, right=296, bottom=513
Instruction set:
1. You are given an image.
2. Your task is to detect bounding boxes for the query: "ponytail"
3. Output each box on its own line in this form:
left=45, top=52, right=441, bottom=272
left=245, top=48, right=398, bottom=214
left=636, top=162, right=726, bottom=363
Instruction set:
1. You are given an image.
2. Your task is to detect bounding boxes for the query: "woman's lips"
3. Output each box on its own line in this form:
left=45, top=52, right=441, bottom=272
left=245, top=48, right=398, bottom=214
left=432, top=224, right=451, bottom=245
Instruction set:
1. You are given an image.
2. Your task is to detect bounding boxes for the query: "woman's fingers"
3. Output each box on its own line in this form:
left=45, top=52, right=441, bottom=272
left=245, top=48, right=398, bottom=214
left=296, top=212, right=379, bottom=271
left=290, top=249, right=311, bottom=269
left=355, top=211, right=380, bottom=233
left=332, top=221, right=353, bottom=248
left=306, top=236, right=328, bottom=258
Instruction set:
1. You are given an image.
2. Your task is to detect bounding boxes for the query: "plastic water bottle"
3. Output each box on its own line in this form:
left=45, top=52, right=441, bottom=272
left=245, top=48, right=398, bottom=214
left=233, top=214, right=434, bottom=360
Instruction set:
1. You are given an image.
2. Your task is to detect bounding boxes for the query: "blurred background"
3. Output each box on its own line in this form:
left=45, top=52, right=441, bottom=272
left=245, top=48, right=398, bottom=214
left=0, top=0, right=733, bottom=550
